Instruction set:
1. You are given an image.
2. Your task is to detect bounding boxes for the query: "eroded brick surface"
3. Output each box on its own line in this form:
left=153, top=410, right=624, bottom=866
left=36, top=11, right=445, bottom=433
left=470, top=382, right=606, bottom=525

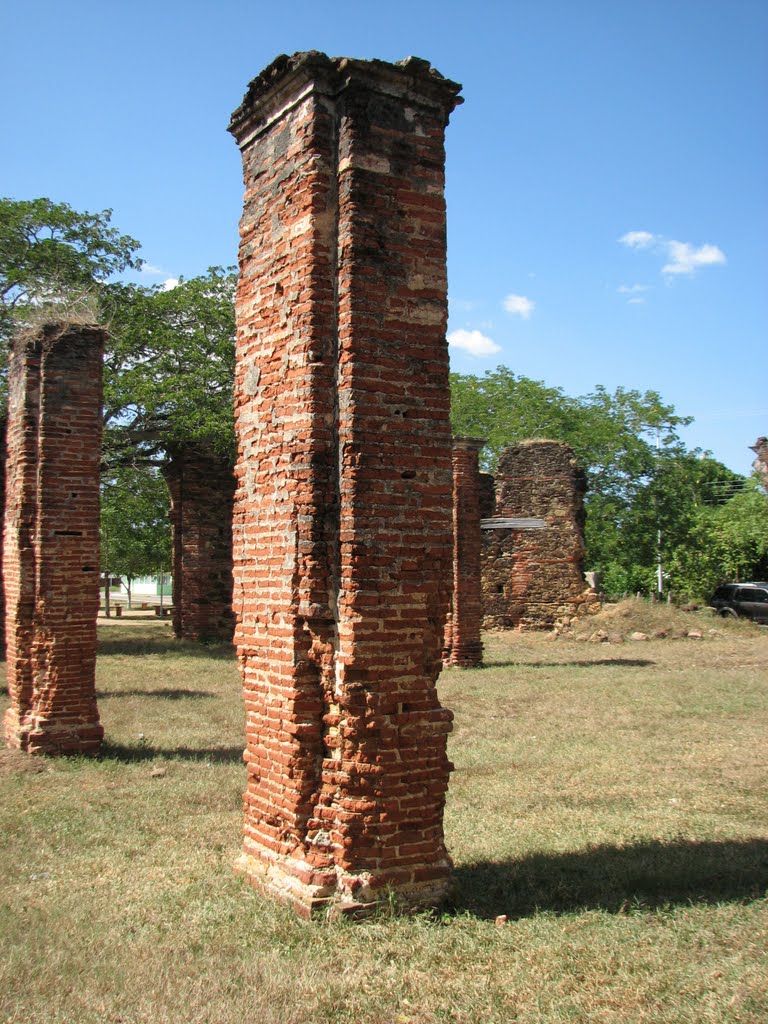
left=482, top=440, right=598, bottom=630
left=229, top=52, right=461, bottom=916
left=162, top=444, right=235, bottom=643
left=444, top=438, right=484, bottom=668
left=3, top=323, right=103, bottom=754
left=751, top=437, right=768, bottom=491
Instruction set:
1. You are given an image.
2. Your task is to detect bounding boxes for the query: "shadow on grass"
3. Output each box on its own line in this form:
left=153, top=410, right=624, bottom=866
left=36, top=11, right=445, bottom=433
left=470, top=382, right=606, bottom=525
left=97, top=636, right=235, bottom=659
left=484, top=659, right=655, bottom=669
left=451, top=838, right=768, bottom=918
left=96, top=688, right=217, bottom=701
left=99, top=740, right=244, bottom=764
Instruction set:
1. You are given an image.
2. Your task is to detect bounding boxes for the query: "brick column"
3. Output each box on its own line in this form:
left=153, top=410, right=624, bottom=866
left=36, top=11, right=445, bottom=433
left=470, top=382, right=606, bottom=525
left=3, top=323, right=104, bottom=754
left=229, top=52, right=461, bottom=916
left=161, top=444, right=235, bottom=643
left=444, top=438, right=484, bottom=668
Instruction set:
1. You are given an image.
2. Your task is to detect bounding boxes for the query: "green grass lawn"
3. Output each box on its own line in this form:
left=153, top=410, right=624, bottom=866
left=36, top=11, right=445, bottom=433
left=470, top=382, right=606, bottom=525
left=1, top=614, right=766, bottom=1023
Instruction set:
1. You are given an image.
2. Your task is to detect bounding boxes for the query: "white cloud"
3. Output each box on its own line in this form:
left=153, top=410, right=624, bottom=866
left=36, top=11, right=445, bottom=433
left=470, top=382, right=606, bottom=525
left=619, top=230, right=726, bottom=278
left=627, top=297, right=646, bottom=305
left=619, top=231, right=656, bottom=249
left=449, top=297, right=477, bottom=312
left=448, top=328, right=501, bottom=357
left=662, top=240, right=726, bottom=276
left=162, top=277, right=179, bottom=291
left=502, top=293, right=535, bottom=319
left=617, top=283, right=648, bottom=294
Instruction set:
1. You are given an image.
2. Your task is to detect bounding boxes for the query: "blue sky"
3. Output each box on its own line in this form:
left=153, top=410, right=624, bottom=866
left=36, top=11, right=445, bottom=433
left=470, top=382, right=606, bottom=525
left=2, top=0, right=766, bottom=474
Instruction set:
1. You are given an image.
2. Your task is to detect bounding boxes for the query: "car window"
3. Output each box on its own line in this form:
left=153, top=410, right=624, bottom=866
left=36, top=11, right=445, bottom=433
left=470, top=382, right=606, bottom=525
left=736, top=588, right=768, bottom=602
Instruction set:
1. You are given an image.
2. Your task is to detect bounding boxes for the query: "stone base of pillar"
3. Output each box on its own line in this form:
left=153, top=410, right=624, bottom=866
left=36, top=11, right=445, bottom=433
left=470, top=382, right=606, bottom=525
left=236, top=847, right=452, bottom=920
left=4, top=707, right=103, bottom=755
left=445, top=642, right=484, bottom=669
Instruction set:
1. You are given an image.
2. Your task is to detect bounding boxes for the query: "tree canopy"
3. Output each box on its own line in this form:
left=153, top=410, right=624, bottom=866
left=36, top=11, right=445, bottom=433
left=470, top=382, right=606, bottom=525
left=450, top=366, right=768, bottom=598
left=0, top=197, right=142, bottom=344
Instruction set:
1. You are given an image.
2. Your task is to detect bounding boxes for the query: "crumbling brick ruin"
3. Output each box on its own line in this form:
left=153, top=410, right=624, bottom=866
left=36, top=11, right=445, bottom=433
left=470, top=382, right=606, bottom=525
left=229, top=51, right=461, bottom=916
left=161, top=443, right=236, bottom=642
left=444, top=438, right=484, bottom=668
left=482, top=439, right=598, bottom=630
left=0, top=416, right=6, bottom=654
left=751, top=437, right=768, bottom=491
left=3, top=322, right=104, bottom=754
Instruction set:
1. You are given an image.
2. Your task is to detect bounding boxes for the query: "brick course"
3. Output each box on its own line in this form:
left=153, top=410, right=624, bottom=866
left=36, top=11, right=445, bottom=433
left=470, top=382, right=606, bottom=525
left=229, top=52, right=461, bottom=916
left=444, top=438, right=484, bottom=668
left=3, top=322, right=103, bottom=754
left=161, top=443, right=236, bottom=643
left=482, top=439, right=598, bottom=630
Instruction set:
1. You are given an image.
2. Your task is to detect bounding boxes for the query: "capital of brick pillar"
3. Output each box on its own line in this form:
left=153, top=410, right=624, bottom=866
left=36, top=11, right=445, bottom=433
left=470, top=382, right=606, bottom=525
left=3, top=322, right=104, bottom=754
left=444, top=437, right=485, bottom=669
left=229, top=52, right=462, bottom=917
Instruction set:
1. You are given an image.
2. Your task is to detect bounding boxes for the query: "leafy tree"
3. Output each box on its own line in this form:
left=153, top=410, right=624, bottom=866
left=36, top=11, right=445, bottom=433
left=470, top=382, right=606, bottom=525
left=102, top=267, right=237, bottom=462
left=0, top=197, right=141, bottom=345
left=101, top=463, right=171, bottom=609
left=449, top=366, right=759, bottom=598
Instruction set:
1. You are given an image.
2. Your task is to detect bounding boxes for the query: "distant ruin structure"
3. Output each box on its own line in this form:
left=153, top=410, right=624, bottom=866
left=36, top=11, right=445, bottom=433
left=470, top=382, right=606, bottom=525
left=751, top=437, right=768, bottom=491
left=444, top=438, right=484, bottom=668
left=229, top=52, right=461, bottom=916
left=162, top=443, right=235, bottom=643
left=482, top=440, right=598, bottom=630
left=3, top=322, right=104, bottom=754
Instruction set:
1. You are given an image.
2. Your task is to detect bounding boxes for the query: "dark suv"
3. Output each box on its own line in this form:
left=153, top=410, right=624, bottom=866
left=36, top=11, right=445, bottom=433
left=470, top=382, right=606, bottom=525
left=710, top=582, right=768, bottom=624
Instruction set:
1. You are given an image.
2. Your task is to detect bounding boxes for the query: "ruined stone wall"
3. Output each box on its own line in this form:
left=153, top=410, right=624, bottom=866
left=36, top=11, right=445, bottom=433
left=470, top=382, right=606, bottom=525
left=444, top=438, right=484, bottom=668
left=3, top=323, right=103, bottom=754
left=751, top=437, right=768, bottom=491
left=482, top=439, right=597, bottom=630
left=229, top=52, right=461, bottom=916
left=161, top=444, right=235, bottom=643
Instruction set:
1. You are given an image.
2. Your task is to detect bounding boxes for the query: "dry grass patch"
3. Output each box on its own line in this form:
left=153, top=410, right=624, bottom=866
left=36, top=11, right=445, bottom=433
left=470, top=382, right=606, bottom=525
left=1, top=617, right=766, bottom=1023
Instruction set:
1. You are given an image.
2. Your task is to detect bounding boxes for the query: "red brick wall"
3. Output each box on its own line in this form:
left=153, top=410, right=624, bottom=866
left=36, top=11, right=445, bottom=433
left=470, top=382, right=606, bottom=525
left=482, top=440, right=597, bottom=630
left=444, top=438, right=484, bottom=668
left=229, top=52, right=461, bottom=916
left=3, top=323, right=103, bottom=754
left=161, top=444, right=235, bottom=643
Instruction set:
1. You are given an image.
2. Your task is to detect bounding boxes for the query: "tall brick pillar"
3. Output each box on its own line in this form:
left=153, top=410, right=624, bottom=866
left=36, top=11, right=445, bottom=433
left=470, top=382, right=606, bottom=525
left=3, top=322, right=104, bottom=754
left=0, top=416, right=6, bottom=655
left=229, top=52, right=461, bottom=916
left=161, top=444, right=236, bottom=643
left=444, top=438, right=484, bottom=668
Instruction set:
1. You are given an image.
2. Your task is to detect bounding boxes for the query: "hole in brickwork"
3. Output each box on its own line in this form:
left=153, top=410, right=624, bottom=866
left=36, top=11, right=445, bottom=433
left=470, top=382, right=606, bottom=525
left=497, top=584, right=504, bottom=594
left=401, top=470, right=416, bottom=479
left=82, top=566, right=96, bottom=572
left=54, top=530, right=83, bottom=537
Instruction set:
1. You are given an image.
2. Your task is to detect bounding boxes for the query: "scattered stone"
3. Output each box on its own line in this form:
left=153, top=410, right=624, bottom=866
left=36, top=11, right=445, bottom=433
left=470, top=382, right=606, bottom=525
left=687, top=630, right=704, bottom=640
left=629, top=631, right=649, bottom=642
left=495, top=915, right=508, bottom=926
left=150, top=766, right=167, bottom=778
